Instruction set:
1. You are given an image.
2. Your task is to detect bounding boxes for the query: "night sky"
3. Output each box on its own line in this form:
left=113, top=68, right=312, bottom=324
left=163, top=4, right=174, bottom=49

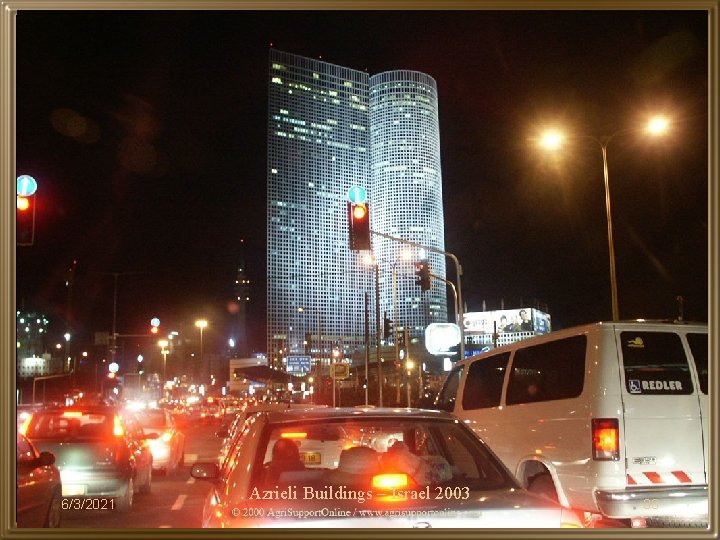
left=14, top=8, right=710, bottom=353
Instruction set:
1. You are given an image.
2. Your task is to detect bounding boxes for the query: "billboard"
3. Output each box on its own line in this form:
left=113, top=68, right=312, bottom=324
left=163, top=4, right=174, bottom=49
left=463, top=308, right=551, bottom=336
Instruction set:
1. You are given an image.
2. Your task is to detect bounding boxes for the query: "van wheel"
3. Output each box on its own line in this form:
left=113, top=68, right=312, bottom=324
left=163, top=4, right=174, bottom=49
left=527, top=472, right=558, bottom=503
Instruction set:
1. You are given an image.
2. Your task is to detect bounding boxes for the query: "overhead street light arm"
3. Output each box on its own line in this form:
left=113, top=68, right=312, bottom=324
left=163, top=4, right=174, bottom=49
left=371, top=230, right=465, bottom=360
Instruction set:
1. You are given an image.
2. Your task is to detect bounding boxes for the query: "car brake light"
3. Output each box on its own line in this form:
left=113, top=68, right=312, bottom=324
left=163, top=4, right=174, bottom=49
left=113, top=415, right=125, bottom=437
left=280, top=432, right=307, bottom=439
left=372, top=473, right=409, bottom=490
left=592, top=418, right=619, bottom=460
left=161, top=431, right=173, bottom=442
left=18, top=416, right=31, bottom=436
left=62, top=411, right=84, bottom=418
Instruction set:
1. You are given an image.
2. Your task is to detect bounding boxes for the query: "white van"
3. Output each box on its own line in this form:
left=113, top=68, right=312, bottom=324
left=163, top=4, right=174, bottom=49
left=435, top=320, right=709, bottom=527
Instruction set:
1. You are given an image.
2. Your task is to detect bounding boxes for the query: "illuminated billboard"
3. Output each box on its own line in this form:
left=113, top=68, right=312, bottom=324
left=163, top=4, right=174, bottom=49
left=463, top=308, right=551, bottom=336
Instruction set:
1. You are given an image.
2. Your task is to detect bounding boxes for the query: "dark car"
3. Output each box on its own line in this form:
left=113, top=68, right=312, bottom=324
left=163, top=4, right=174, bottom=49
left=16, top=432, right=62, bottom=527
left=22, top=405, right=156, bottom=512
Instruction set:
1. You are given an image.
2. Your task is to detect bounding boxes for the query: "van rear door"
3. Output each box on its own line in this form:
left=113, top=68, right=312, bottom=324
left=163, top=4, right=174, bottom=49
left=618, top=330, right=707, bottom=488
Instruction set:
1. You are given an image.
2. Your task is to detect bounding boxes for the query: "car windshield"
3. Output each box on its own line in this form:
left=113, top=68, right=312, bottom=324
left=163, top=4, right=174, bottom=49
left=24, top=410, right=113, bottom=441
left=251, top=417, right=514, bottom=494
left=138, top=410, right=167, bottom=429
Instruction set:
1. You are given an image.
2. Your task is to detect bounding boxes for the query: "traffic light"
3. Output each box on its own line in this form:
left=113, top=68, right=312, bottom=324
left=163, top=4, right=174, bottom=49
left=383, top=312, right=394, bottom=341
left=17, top=194, right=36, bottom=246
left=414, top=259, right=431, bottom=291
left=347, top=201, right=371, bottom=250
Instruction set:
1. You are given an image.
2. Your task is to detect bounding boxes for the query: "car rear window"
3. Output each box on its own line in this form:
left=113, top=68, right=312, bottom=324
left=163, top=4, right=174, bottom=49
left=621, top=331, right=694, bottom=395
left=253, top=418, right=514, bottom=495
left=25, top=410, right=113, bottom=440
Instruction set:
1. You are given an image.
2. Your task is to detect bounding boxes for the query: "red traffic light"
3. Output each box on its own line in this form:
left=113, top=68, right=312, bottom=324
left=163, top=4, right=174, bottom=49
left=347, top=201, right=371, bottom=251
left=17, top=196, right=31, bottom=211
left=17, top=194, right=36, bottom=246
left=352, top=204, right=367, bottom=220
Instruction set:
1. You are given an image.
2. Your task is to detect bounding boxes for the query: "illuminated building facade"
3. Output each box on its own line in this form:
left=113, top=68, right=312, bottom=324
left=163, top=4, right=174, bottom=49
left=266, top=50, right=447, bottom=370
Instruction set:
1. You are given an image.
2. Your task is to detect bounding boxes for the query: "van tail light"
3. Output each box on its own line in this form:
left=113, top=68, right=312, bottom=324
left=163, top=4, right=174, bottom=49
left=592, top=418, right=619, bottom=461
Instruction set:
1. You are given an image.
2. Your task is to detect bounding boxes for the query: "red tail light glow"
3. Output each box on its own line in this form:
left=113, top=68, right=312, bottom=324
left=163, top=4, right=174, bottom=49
left=372, top=473, right=409, bottom=490
left=592, top=418, right=619, bottom=460
left=113, top=415, right=125, bottom=437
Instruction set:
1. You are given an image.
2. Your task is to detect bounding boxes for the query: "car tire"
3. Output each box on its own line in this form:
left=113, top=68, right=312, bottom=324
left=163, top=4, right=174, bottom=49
left=139, top=467, right=152, bottom=494
left=43, top=487, right=62, bottom=527
left=527, top=472, right=558, bottom=503
left=116, top=477, right=134, bottom=512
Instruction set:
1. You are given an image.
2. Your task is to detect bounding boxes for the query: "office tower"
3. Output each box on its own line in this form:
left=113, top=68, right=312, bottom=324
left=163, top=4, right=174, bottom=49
left=266, top=50, right=447, bottom=370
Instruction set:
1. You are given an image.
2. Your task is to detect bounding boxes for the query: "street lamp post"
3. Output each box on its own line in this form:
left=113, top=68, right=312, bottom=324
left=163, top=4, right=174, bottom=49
left=539, top=116, right=670, bottom=321
left=195, top=319, right=208, bottom=383
left=159, top=339, right=169, bottom=385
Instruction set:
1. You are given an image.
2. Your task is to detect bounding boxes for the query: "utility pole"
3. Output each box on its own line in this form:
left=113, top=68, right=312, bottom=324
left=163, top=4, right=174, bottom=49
left=371, top=231, right=465, bottom=360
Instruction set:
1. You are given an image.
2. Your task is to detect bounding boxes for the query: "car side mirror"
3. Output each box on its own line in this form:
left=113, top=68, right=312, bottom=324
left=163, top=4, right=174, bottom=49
left=191, top=462, right=220, bottom=480
left=37, top=451, right=56, bottom=467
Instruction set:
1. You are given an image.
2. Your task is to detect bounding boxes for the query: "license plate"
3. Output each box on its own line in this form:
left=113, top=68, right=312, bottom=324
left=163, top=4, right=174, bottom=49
left=300, top=452, right=321, bottom=465
left=63, top=484, right=87, bottom=496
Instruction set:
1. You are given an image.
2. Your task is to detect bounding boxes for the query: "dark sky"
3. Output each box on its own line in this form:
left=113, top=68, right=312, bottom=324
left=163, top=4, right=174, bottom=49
left=15, top=9, right=710, bottom=352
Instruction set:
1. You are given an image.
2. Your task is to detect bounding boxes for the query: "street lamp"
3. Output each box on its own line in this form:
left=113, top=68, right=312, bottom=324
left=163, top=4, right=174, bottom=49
left=195, top=319, right=208, bottom=383
left=538, top=116, right=670, bottom=321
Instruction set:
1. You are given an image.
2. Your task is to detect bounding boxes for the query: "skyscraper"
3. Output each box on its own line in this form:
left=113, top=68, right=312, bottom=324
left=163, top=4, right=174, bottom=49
left=266, top=50, right=447, bottom=372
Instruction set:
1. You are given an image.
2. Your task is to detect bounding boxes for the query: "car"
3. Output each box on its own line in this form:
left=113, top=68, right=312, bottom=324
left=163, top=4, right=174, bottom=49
left=16, top=432, right=62, bottom=528
left=191, top=407, right=584, bottom=528
left=435, top=320, right=709, bottom=528
left=21, top=405, right=156, bottom=512
left=137, top=407, right=185, bottom=474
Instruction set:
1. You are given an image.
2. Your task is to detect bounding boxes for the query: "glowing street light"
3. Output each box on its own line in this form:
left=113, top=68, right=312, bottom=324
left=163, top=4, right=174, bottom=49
left=195, top=319, right=208, bottom=383
left=538, top=115, right=671, bottom=321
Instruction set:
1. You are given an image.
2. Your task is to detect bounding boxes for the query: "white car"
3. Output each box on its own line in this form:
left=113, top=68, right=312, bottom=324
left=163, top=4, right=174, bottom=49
left=192, top=407, right=583, bottom=528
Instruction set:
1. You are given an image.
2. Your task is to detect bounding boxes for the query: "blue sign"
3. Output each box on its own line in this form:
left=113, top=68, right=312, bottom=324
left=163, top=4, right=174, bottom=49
left=286, top=355, right=311, bottom=375
left=347, top=186, right=367, bottom=204
left=17, top=175, right=38, bottom=196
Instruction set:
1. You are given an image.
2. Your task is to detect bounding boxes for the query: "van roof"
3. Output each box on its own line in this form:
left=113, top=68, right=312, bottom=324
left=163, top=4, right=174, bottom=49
left=457, top=319, right=707, bottom=364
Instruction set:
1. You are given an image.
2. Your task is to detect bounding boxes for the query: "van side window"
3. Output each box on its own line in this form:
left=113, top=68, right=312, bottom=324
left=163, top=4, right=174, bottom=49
left=462, top=353, right=510, bottom=410
left=621, top=332, right=693, bottom=395
left=436, top=366, right=464, bottom=412
left=506, top=335, right=586, bottom=405
left=687, top=333, right=708, bottom=395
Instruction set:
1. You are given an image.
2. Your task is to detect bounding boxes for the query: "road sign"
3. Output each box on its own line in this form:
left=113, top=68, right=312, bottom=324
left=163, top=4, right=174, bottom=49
left=347, top=186, right=367, bottom=204
left=17, top=175, right=38, bottom=196
left=286, top=355, right=311, bottom=375
left=331, top=363, right=350, bottom=380
left=425, top=323, right=462, bottom=355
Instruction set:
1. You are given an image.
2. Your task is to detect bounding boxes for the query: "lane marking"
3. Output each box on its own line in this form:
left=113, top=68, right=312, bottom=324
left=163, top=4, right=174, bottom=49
left=171, top=494, right=187, bottom=511
left=186, top=477, right=196, bottom=484
left=185, top=453, right=199, bottom=463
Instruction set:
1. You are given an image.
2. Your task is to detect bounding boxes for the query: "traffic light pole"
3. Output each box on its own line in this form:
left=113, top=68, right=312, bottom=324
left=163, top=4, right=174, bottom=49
left=371, top=230, right=465, bottom=360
